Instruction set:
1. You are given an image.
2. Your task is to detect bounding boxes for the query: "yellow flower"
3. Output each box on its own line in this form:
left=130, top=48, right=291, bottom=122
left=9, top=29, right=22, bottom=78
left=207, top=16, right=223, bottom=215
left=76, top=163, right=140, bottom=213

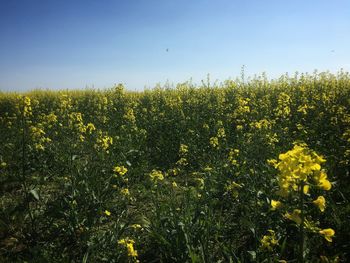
left=303, top=185, right=310, bottom=194
left=313, top=170, right=332, bottom=190
left=118, top=238, right=138, bottom=258
left=176, top=157, right=188, bottom=166
left=126, top=242, right=138, bottom=258
left=319, top=178, right=332, bottom=191
left=113, top=165, right=128, bottom=176
left=271, top=200, right=282, bottom=210
left=225, top=181, right=242, bottom=198
left=319, top=228, right=335, bottom=242
left=118, top=238, right=126, bottom=245
left=95, top=131, right=113, bottom=151
left=104, top=210, right=111, bottom=216
left=267, top=159, right=277, bottom=167
left=260, top=230, right=278, bottom=251
left=23, top=96, right=32, bottom=117
left=209, top=136, right=219, bottom=148
left=86, top=123, right=96, bottom=134
left=313, top=196, right=326, bottom=212
left=284, top=209, right=302, bottom=224
left=172, top=181, right=178, bottom=188
left=149, top=169, right=164, bottom=182
left=273, top=144, right=327, bottom=195
left=217, top=127, right=226, bottom=138
left=179, top=144, right=188, bottom=154
left=228, top=148, right=240, bottom=166
left=102, top=136, right=113, bottom=148
left=120, top=188, right=130, bottom=196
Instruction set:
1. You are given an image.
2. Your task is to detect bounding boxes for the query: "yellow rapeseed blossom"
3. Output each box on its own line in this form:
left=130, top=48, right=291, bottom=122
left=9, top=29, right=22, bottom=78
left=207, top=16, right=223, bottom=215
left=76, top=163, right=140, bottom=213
left=225, top=181, right=242, bottom=198
left=271, top=143, right=329, bottom=196
left=313, top=196, right=326, bottom=212
left=104, top=210, right=111, bottom=216
left=217, top=127, right=226, bottom=138
left=176, top=157, right=188, bottom=166
left=236, top=97, right=251, bottom=115
left=313, top=170, right=332, bottom=190
left=120, top=188, right=130, bottom=196
left=236, top=124, right=243, bottom=130
left=250, top=119, right=271, bottom=129
left=124, top=108, right=136, bottom=123
left=228, top=148, right=240, bottom=166
left=29, top=126, right=51, bottom=151
left=275, top=92, right=291, bottom=118
left=113, top=165, right=128, bottom=176
left=95, top=131, right=113, bottom=151
left=271, top=200, right=282, bottom=210
left=168, top=168, right=179, bottom=176
left=149, top=169, right=164, bottom=182
left=45, top=113, right=58, bottom=123
left=303, top=184, right=310, bottom=194
left=319, top=228, right=335, bottom=242
left=284, top=209, right=302, bottom=225
left=209, top=136, right=219, bottom=148
left=30, top=126, right=45, bottom=138
left=86, top=123, right=96, bottom=134
left=23, top=96, right=32, bottom=117
left=260, top=230, right=278, bottom=251
left=267, top=159, right=277, bottom=166
left=118, top=238, right=138, bottom=259
left=101, top=136, right=113, bottom=150
left=179, top=144, right=188, bottom=154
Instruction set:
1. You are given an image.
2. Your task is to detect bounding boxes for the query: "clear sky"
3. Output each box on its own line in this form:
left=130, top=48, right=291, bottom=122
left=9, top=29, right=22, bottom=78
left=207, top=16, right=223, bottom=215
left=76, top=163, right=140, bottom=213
left=0, top=0, right=349, bottom=91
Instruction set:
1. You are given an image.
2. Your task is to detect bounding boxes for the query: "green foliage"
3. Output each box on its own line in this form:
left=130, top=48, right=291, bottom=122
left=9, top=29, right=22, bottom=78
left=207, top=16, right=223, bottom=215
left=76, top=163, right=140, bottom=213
left=0, top=71, right=349, bottom=262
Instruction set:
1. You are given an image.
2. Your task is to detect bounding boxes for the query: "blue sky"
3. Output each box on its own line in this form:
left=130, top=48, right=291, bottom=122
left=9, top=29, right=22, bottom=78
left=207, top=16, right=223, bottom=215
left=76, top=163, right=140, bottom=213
left=0, top=0, right=349, bottom=91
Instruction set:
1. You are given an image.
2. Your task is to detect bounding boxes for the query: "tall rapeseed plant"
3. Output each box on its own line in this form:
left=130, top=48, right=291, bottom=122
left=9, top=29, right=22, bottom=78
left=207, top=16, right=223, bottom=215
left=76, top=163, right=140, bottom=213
left=267, top=143, right=334, bottom=262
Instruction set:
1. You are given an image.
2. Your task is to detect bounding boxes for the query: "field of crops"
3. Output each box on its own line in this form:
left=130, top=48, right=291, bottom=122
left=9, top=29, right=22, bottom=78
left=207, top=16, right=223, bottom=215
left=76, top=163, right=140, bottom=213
left=0, top=71, right=349, bottom=262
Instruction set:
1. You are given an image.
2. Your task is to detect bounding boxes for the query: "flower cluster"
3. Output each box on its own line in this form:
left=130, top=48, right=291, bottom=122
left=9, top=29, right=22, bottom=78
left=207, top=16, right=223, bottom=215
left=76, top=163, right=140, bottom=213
left=23, top=96, right=32, bottom=117
left=95, top=131, right=113, bottom=152
left=269, top=144, right=335, bottom=244
left=225, top=180, right=242, bottom=198
left=29, top=125, right=52, bottom=151
left=149, top=169, right=164, bottom=182
left=118, top=238, right=138, bottom=261
left=113, top=165, right=128, bottom=176
left=260, top=230, right=278, bottom=251
left=269, top=143, right=331, bottom=197
left=228, top=148, right=240, bottom=166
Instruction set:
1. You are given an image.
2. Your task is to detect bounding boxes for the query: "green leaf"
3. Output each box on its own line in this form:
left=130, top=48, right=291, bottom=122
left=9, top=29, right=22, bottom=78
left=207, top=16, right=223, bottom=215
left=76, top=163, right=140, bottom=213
left=247, top=251, right=256, bottom=261
left=29, top=189, right=39, bottom=201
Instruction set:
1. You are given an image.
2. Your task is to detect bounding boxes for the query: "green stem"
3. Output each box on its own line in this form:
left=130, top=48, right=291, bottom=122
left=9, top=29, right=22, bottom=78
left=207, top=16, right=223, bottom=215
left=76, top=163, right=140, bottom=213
left=299, top=182, right=305, bottom=263
left=21, top=97, right=35, bottom=233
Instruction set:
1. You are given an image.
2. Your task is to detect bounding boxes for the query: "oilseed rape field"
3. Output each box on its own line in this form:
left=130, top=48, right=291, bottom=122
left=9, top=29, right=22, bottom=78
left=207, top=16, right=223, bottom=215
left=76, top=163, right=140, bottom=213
left=0, top=71, right=349, bottom=262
